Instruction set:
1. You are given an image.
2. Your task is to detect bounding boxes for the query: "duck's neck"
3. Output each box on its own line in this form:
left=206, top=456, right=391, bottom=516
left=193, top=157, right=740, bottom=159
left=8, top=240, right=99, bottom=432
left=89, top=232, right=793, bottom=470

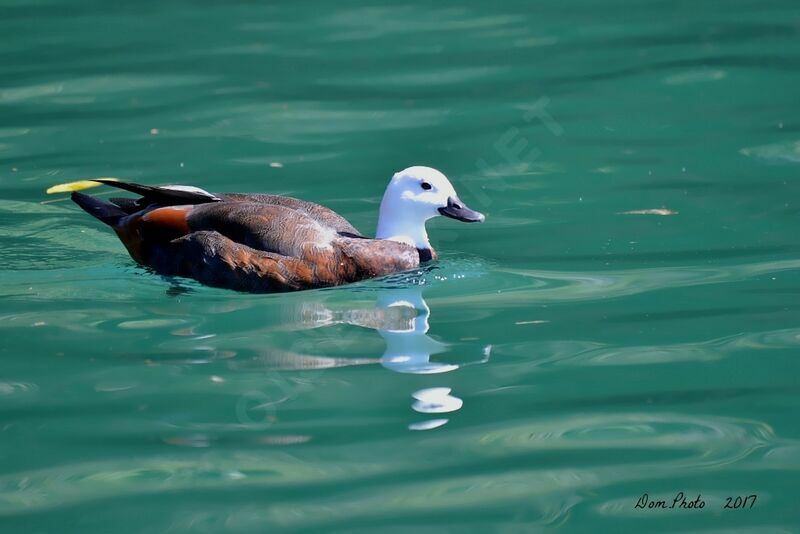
left=375, top=204, right=432, bottom=252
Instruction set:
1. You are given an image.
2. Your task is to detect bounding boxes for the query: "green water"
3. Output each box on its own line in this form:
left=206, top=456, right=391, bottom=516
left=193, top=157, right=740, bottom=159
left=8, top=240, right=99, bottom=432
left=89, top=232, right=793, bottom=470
left=2, top=0, right=800, bottom=531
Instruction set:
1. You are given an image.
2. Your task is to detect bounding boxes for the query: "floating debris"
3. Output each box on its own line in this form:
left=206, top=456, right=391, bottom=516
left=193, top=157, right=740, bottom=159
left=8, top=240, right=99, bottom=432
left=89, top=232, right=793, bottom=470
left=257, top=435, right=311, bottom=445
left=741, top=140, right=800, bottom=164
left=163, top=434, right=211, bottom=448
left=592, top=166, right=615, bottom=174
left=618, top=208, right=678, bottom=216
left=117, top=318, right=186, bottom=329
left=664, top=69, right=725, bottom=85
left=515, top=320, right=549, bottom=325
left=269, top=162, right=284, bottom=168
left=95, top=382, right=137, bottom=392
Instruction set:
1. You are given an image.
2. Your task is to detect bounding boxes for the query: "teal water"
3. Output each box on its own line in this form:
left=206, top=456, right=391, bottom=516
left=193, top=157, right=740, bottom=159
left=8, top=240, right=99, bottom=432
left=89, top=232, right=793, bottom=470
left=2, top=0, right=800, bottom=531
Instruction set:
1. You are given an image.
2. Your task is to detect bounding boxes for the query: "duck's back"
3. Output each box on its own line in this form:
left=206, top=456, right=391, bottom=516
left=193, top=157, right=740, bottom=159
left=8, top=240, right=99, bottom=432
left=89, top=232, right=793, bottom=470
left=186, top=200, right=343, bottom=259
left=218, top=193, right=362, bottom=236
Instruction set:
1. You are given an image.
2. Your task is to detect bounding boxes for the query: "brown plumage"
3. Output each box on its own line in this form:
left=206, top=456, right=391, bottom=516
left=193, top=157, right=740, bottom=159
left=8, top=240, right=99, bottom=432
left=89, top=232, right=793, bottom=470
left=73, top=186, right=422, bottom=292
left=70, top=167, right=484, bottom=292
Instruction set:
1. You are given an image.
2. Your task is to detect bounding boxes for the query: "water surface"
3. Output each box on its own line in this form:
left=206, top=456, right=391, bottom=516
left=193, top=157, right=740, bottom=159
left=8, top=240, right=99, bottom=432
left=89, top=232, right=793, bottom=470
left=2, top=0, right=800, bottom=531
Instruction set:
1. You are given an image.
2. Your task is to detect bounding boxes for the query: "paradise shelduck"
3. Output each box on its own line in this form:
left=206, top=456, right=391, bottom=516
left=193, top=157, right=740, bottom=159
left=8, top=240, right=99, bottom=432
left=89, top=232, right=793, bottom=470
left=70, top=166, right=485, bottom=292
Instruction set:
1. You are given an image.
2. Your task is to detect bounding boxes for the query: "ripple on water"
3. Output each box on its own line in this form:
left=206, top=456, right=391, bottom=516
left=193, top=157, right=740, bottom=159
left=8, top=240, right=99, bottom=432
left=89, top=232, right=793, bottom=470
left=434, top=258, right=800, bottom=307
left=116, top=318, right=188, bottom=330
left=473, top=412, right=773, bottom=469
left=179, top=102, right=450, bottom=143
left=261, top=468, right=585, bottom=530
left=0, top=453, right=379, bottom=515
left=0, top=74, right=215, bottom=104
left=537, top=327, right=800, bottom=368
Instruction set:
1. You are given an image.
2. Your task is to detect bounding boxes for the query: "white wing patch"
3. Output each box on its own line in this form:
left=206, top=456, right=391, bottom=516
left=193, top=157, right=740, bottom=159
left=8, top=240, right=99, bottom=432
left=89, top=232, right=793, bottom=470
left=163, top=185, right=221, bottom=201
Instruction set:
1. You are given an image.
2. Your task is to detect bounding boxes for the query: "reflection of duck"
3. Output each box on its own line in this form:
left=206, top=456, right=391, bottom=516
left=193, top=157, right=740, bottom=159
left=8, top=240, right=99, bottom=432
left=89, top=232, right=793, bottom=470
left=166, top=282, right=489, bottom=430
left=234, top=284, right=490, bottom=375
left=70, top=167, right=484, bottom=292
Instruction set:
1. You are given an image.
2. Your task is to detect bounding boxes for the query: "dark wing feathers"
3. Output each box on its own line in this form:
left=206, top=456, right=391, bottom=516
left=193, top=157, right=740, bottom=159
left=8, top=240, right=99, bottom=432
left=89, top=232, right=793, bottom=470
left=220, top=193, right=362, bottom=236
left=71, top=192, right=127, bottom=226
left=93, top=179, right=220, bottom=207
left=109, top=197, right=145, bottom=213
left=95, top=180, right=362, bottom=236
left=186, top=202, right=334, bottom=259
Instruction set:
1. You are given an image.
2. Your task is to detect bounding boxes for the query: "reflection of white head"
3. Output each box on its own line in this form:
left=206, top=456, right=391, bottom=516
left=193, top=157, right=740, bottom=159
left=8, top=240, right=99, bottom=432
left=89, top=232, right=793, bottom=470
left=376, top=286, right=456, bottom=374
left=375, top=166, right=484, bottom=250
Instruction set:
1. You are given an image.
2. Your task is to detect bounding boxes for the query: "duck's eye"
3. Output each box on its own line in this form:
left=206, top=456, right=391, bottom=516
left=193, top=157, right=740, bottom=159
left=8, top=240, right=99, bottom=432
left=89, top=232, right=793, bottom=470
left=421, top=182, right=432, bottom=191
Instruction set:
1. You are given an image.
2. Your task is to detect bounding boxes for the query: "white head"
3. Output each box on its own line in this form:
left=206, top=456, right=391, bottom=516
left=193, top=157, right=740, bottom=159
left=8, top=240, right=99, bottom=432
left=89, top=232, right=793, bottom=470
left=375, top=166, right=485, bottom=251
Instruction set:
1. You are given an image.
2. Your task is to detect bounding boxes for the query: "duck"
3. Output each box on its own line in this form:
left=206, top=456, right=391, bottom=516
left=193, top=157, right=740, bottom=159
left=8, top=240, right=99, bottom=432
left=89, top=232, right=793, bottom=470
left=70, top=166, right=485, bottom=292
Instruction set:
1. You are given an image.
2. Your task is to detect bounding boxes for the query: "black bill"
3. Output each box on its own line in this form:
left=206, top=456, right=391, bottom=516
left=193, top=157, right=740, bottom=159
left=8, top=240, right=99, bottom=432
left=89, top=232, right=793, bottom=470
left=438, top=196, right=485, bottom=223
